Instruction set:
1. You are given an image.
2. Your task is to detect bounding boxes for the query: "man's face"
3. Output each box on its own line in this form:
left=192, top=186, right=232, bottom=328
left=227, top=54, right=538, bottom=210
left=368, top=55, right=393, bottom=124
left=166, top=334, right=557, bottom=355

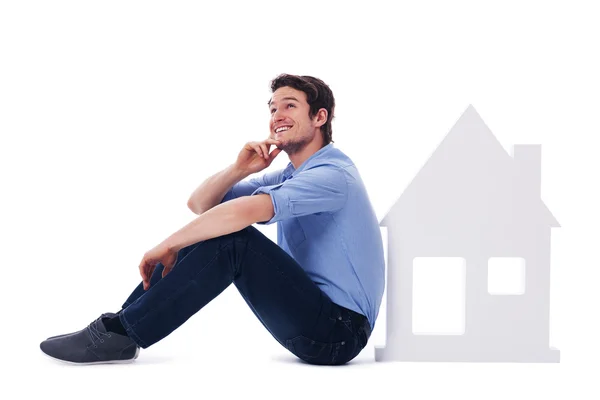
left=268, top=86, right=318, bottom=155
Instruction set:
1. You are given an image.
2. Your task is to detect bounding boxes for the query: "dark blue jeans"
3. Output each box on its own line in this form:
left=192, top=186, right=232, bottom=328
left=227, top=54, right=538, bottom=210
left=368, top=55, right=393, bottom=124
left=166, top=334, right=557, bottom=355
left=118, top=225, right=371, bottom=365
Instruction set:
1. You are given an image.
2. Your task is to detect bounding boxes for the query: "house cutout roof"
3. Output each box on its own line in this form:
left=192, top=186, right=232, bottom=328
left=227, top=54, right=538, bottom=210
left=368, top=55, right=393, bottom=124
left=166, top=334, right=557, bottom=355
left=380, top=104, right=560, bottom=228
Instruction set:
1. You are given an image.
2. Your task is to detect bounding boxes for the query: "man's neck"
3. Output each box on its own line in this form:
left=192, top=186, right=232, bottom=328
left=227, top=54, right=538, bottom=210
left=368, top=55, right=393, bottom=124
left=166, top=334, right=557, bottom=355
left=288, top=138, right=326, bottom=170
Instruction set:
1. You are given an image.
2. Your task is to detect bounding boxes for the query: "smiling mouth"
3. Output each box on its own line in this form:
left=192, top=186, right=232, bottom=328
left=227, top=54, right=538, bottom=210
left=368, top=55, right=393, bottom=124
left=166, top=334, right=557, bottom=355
left=275, top=126, right=292, bottom=134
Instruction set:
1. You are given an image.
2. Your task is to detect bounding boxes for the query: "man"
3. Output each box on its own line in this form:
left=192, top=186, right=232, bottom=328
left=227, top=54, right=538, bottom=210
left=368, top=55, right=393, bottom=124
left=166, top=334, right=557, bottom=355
left=40, top=74, right=385, bottom=366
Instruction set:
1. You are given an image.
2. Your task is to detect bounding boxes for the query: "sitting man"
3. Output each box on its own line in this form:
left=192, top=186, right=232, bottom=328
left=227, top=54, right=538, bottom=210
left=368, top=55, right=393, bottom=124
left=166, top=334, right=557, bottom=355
left=40, top=73, right=386, bottom=366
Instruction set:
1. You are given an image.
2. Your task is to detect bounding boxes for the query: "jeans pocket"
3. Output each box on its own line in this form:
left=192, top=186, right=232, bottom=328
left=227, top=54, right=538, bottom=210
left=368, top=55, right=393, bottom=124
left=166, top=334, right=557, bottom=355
left=328, top=307, right=354, bottom=334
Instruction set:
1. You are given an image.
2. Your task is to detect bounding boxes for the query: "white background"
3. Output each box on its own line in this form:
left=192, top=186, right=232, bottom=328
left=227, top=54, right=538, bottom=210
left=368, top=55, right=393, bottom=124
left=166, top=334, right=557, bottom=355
left=1, top=1, right=598, bottom=399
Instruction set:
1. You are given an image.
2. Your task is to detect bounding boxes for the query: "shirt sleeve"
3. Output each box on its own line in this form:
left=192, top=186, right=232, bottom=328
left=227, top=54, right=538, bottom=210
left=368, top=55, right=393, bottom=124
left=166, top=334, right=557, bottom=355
left=251, top=166, right=348, bottom=225
left=220, top=169, right=285, bottom=203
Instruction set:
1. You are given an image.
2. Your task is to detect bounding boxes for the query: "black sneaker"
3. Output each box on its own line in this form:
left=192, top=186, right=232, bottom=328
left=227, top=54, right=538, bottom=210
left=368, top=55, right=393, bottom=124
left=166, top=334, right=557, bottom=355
left=45, top=312, right=118, bottom=341
left=40, top=313, right=139, bottom=365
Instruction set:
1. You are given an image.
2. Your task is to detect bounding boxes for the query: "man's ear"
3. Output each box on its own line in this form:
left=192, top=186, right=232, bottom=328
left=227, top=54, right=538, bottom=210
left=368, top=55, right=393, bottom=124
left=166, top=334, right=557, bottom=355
left=314, top=108, right=328, bottom=128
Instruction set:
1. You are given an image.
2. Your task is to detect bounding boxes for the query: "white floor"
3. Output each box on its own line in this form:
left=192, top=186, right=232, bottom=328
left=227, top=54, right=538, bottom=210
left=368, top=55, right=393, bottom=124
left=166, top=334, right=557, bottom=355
left=7, top=284, right=596, bottom=400
left=16, top=340, right=595, bottom=400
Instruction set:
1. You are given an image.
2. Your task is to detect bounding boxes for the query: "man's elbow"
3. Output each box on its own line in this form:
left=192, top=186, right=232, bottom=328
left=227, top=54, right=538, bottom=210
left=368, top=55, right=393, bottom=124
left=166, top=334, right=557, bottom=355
left=187, top=201, right=203, bottom=215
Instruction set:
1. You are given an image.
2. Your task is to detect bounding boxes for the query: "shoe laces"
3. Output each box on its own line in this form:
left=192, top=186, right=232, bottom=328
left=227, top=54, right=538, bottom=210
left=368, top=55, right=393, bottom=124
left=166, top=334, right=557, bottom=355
left=87, top=318, right=112, bottom=348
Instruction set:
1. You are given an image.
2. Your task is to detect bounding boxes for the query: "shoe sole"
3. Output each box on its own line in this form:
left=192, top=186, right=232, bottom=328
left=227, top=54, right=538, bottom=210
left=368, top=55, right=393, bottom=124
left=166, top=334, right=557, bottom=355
left=42, top=346, right=140, bottom=365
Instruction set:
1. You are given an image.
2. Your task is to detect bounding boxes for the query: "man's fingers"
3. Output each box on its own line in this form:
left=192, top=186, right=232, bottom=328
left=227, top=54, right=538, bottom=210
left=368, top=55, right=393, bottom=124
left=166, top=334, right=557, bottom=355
left=251, top=144, right=263, bottom=158
left=139, top=262, right=146, bottom=282
left=162, top=261, right=173, bottom=278
left=250, top=139, right=281, bottom=159
left=260, top=143, right=269, bottom=159
left=143, top=272, right=149, bottom=289
left=141, top=263, right=155, bottom=290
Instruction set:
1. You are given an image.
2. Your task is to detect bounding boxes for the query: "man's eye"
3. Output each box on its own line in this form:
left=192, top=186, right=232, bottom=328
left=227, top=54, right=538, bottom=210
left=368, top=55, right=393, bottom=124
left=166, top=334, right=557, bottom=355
left=270, top=108, right=276, bottom=114
left=287, top=104, right=295, bottom=108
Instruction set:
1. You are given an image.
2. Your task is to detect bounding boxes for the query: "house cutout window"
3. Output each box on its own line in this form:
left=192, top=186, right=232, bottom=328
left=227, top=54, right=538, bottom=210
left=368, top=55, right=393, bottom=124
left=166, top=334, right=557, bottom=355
left=412, top=257, right=466, bottom=335
left=488, top=257, right=526, bottom=295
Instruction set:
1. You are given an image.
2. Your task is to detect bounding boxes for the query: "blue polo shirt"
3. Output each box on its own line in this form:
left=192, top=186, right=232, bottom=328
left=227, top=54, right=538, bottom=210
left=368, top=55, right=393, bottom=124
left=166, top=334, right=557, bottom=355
left=221, top=143, right=385, bottom=330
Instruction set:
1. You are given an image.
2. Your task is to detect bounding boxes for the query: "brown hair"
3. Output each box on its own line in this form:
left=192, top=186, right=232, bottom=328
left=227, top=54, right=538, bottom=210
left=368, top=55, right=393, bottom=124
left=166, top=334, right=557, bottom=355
left=269, top=74, right=335, bottom=145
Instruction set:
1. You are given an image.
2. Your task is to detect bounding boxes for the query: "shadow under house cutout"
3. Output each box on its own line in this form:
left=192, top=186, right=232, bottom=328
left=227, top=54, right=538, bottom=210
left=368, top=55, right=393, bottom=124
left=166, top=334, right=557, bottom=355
left=375, top=105, right=560, bottom=363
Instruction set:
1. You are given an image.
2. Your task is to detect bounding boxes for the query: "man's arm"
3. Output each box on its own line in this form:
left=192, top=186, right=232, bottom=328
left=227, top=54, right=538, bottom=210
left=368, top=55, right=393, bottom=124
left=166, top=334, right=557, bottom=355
left=187, top=164, right=250, bottom=215
left=252, top=166, right=348, bottom=225
left=187, top=138, right=282, bottom=215
left=166, top=194, right=274, bottom=252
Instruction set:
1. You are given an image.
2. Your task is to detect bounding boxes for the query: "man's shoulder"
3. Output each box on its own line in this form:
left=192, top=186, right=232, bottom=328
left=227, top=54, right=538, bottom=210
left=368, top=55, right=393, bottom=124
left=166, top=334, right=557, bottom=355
left=299, top=162, right=350, bottom=180
left=325, top=147, right=356, bottom=171
left=306, top=147, right=354, bottom=170
left=301, top=159, right=355, bottom=182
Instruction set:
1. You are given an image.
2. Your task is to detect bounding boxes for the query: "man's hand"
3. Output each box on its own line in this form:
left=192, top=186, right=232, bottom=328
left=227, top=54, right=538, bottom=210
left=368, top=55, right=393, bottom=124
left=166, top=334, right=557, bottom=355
left=234, top=138, right=282, bottom=175
left=138, top=242, right=179, bottom=290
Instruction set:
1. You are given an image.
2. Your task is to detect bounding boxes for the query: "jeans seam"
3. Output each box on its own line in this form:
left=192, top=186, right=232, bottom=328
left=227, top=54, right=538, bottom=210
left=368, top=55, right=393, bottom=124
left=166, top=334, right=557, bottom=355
left=119, top=311, right=147, bottom=348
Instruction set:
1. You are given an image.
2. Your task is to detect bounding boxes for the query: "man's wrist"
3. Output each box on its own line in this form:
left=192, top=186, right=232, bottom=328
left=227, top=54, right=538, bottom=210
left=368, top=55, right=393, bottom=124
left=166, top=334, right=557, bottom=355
left=164, top=237, right=182, bottom=253
left=229, top=164, right=250, bottom=181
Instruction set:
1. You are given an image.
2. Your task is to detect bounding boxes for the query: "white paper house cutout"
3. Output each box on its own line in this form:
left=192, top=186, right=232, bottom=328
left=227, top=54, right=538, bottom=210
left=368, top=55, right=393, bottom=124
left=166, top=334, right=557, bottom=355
left=375, top=105, right=560, bottom=362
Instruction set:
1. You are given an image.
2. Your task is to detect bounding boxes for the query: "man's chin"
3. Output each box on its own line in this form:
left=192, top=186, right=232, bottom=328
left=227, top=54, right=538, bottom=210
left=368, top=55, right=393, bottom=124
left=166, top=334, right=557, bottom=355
left=282, top=141, right=308, bottom=155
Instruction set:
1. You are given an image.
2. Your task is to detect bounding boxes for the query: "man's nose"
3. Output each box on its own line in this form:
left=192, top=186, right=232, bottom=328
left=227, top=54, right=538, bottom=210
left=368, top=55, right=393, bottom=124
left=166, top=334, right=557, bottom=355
left=272, top=108, right=286, bottom=122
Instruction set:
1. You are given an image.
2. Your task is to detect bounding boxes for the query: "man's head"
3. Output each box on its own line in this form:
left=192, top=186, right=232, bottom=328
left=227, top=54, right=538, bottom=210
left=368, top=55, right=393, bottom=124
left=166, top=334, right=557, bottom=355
left=267, top=74, right=335, bottom=155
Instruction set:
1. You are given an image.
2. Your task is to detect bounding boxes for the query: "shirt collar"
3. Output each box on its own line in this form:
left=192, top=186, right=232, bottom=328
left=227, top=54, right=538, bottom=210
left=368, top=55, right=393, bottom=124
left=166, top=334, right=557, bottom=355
left=282, top=143, right=334, bottom=179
